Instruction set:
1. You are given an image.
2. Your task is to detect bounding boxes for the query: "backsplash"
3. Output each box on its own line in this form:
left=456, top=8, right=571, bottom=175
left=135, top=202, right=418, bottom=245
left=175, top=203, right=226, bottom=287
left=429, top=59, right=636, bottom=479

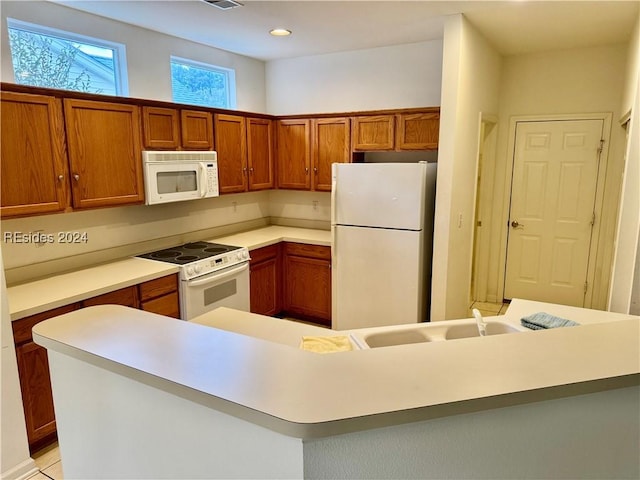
left=1, top=190, right=331, bottom=284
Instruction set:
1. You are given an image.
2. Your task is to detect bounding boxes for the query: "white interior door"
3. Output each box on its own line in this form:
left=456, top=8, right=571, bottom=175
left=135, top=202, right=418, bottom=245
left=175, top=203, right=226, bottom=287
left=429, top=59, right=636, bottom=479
left=504, top=119, right=604, bottom=306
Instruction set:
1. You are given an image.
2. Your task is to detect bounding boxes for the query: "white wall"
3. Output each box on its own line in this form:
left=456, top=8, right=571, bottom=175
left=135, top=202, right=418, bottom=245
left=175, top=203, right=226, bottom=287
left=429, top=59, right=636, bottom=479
left=431, top=15, right=502, bottom=320
left=0, top=1, right=266, bottom=112
left=265, top=40, right=442, bottom=115
left=486, top=43, right=630, bottom=309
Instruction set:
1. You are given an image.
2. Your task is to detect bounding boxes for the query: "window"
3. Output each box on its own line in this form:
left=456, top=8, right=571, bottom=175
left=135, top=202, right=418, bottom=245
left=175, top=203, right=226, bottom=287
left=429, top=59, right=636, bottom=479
left=7, top=18, right=128, bottom=96
left=170, top=56, right=236, bottom=109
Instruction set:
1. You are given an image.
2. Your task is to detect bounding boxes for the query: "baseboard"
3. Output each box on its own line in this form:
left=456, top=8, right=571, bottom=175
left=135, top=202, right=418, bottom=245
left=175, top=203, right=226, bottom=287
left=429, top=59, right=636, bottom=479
left=1, top=458, right=38, bottom=480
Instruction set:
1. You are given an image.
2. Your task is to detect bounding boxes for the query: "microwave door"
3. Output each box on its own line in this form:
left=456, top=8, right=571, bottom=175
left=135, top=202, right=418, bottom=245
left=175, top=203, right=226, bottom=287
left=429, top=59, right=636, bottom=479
left=145, top=162, right=201, bottom=205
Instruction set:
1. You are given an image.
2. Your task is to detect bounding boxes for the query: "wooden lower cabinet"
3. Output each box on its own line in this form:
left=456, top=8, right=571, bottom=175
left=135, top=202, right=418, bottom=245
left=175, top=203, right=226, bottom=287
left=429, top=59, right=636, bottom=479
left=249, top=244, right=282, bottom=316
left=12, top=304, right=78, bottom=453
left=12, top=273, right=180, bottom=452
left=282, top=243, right=332, bottom=326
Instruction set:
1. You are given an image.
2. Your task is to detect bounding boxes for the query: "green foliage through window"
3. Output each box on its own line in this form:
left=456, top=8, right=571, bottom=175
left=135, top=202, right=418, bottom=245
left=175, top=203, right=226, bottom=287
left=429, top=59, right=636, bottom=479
left=7, top=21, right=123, bottom=96
left=171, top=58, right=234, bottom=109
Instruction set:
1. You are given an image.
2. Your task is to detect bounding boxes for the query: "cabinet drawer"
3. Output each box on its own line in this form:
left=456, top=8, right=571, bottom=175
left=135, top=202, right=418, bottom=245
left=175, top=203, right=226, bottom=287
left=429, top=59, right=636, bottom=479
left=12, top=304, right=78, bottom=345
left=141, top=292, right=180, bottom=319
left=82, top=286, right=138, bottom=307
left=284, top=242, right=331, bottom=260
left=249, top=244, right=280, bottom=264
left=139, top=274, right=179, bottom=302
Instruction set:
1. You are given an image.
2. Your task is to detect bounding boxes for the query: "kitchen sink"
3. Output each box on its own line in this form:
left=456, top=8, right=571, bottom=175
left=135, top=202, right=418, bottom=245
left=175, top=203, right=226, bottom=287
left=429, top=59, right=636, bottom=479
left=360, top=320, right=525, bottom=348
left=444, top=321, right=523, bottom=339
left=364, top=329, right=432, bottom=348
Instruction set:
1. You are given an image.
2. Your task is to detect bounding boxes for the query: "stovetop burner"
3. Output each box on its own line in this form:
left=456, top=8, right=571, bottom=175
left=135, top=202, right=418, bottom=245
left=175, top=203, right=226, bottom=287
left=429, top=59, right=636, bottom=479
left=137, top=242, right=241, bottom=265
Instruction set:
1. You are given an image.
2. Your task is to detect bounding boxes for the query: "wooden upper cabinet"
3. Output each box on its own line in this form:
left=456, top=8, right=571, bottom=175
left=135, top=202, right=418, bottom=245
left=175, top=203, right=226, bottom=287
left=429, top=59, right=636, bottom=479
left=141, top=106, right=180, bottom=149
left=277, top=119, right=311, bottom=190
left=247, top=118, right=274, bottom=191
left=312, top=117, right=350, bottom=192
left=396, top=112, right=439, bottom=150
left=63, top=99, right=145, bottom=209
left=214, top=114, right=248, bottom=194
left=351, top=115, right=395, bottom=151
left=1, top=92, right=69, bottom=218
left=180, top=110, right=214, bottom=150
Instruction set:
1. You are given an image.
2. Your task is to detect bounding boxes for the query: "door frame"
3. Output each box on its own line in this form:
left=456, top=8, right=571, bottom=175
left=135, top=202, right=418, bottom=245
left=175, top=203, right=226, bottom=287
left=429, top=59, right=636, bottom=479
left=470, top=113, right=498, bottom=304
left=497, top=112, right=613, bottom=308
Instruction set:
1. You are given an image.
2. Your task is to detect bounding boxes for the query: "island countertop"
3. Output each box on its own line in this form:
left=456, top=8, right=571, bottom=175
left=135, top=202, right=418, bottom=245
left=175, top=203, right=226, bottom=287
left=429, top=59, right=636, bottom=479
left=33, top=302, right=639, bottom=439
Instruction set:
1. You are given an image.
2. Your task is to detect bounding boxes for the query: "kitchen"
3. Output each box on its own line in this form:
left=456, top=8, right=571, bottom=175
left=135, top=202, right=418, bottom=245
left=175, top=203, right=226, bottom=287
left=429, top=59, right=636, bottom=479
left=2, top=1, right=640, bottom=479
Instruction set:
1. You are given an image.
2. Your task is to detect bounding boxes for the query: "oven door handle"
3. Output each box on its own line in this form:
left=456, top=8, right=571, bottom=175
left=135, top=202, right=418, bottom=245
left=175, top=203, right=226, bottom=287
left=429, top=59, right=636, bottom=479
left=187, top=262, right=248, bottom=287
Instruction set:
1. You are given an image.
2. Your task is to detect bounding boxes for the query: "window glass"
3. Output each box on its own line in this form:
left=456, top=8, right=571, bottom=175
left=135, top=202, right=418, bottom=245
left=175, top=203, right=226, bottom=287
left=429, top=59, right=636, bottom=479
left=170, top=56, right=236, bottom=109
left=7, top=18, right=127, bottom=96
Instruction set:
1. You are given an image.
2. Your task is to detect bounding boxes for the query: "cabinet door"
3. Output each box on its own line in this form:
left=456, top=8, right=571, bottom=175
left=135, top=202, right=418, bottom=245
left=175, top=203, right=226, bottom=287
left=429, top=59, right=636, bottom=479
left=276, top=119, right=311, bottom=190
left=352, top=115, right=394, bottom=151
left=313, top=117, right=350, bottom=191
left=214, top=114, right=248, bottom=194
left=283, top=243, right=331, bottom=326
left=396, top=112, right=439, bottom=150
left=247, top=118, right=274, bottom=191
left=16, top=342, right=57, bottom=450
left=141, top=292, right=180, bottom=318
left=12, top=303, right=78, bottom=451
left=250, top=244, right=281, bottom=316
left=64, top=99, right=144, bottom=209
left=181, top=110, right=214, bottom=150
left=1, top=92, right=69, bottom=218
left=142, top=106, right=180, bottom=149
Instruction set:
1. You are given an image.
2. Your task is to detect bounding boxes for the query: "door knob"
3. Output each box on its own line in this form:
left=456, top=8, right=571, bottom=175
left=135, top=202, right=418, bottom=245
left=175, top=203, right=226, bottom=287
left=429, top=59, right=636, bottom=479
left=511, top=220, right=524, bottom=228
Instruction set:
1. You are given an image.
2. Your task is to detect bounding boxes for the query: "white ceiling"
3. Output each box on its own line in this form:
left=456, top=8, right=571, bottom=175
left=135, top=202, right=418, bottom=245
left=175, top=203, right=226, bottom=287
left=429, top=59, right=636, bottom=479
left=52, top=0, right=639, bottom=61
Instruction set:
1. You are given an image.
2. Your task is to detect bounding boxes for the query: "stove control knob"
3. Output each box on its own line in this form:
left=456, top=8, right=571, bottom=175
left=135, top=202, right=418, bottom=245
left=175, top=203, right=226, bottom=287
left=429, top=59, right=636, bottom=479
left=242, top=251, right=249, bottom=260
left=236, top=253, right=242, bottom=261
left=194, top=264, right=202, bottom=274
left=186, top=266, right=194, bottom=276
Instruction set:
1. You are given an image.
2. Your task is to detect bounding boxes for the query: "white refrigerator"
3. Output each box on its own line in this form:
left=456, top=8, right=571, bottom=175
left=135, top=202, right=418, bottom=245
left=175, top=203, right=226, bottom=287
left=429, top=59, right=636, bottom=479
left=331, top=162, right=437, bottom=330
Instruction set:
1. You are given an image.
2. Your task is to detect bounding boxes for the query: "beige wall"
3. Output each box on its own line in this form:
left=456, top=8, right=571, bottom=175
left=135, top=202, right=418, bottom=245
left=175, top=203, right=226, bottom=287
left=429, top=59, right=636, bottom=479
left=0, top=1, right=267, bottom=112
left=432, top=15, right=502, bottom=320
left=265, top=40, right=443, bottom=115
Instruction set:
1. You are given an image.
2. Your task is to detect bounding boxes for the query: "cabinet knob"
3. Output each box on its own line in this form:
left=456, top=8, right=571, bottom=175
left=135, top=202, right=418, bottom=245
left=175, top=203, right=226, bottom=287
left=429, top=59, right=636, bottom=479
left=58, top=174, right=64, bottom=181
left=314, top=167, right=318, bottom=174
left=73, top=174, right=80, bottom=181
left=243, top=167, right=247, bottom=175
left=305, top=167, right=309, bottom=174
left=249, top=167, right=254, bottom=174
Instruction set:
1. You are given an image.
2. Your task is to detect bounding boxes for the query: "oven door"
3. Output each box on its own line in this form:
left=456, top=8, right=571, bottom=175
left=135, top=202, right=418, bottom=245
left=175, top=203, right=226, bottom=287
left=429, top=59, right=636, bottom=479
left=181, top=262, right=250, bottom=320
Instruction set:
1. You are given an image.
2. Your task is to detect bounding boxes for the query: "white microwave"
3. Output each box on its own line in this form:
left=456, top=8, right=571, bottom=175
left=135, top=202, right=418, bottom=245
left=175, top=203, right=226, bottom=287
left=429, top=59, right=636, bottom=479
left=143, top=151, right=219, bottom=205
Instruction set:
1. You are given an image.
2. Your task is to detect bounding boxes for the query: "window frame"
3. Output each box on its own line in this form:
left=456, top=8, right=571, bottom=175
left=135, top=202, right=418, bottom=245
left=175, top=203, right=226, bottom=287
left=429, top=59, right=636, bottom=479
left=170, top=55, right=237, bottom=109
left=6, top=17, right=129, bottom=96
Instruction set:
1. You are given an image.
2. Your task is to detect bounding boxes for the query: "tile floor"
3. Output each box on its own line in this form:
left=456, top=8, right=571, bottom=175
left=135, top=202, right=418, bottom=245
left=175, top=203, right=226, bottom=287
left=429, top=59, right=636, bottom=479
left=468, top=300, right=509, bottom=318
left=30, top=443, right=63, bottom=480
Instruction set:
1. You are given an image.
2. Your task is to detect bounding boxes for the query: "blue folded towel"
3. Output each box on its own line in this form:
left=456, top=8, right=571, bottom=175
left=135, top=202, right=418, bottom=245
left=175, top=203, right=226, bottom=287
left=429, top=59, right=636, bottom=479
left=521, top=312, right=580, bottom=330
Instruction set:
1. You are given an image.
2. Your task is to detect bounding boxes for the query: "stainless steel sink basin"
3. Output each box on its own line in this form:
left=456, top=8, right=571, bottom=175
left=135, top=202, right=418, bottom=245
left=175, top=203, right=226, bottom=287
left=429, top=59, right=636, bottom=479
left=364, top=329, right=432, bottom=348
left=444, top=321, right=522, bottom=339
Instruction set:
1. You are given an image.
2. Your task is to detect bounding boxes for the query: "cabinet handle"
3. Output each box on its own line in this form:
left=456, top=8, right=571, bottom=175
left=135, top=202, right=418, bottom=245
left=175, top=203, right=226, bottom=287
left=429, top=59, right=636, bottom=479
left=73, top=174, right=80, bottom=181
left=305, top=167, right=309, bottom=174
left=58, top=174, right=64, bottom=181
left=313, top=167, right=318, bottom=174
left=242, top=167, right=247, bottom=175
left=249, top=167, right=254, bottom=175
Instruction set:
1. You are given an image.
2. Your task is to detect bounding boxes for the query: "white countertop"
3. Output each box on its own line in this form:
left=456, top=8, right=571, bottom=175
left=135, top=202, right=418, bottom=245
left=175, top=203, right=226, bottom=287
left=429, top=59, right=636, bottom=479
left=210, top=225, right=331, bottom=250
left=33, top=301, right=640, bottom=439
left=7, top=226, right=330, bottom=321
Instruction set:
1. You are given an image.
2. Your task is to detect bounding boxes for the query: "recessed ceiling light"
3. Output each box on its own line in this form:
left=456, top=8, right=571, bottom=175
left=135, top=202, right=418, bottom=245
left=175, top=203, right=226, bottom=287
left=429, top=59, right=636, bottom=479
left=269, top=28, right=292, bottom=37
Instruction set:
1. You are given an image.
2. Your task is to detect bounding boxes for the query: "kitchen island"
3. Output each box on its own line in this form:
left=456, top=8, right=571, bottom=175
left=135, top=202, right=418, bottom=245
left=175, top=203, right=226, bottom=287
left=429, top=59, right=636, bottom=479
left=33, top=302, right=639, bottom=479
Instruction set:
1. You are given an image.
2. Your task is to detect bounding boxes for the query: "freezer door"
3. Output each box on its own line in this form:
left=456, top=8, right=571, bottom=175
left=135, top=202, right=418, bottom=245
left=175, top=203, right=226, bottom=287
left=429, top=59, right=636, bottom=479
left=332, top=162, right=427, bottom=230
left=332, top=225, right=426, bottom=330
